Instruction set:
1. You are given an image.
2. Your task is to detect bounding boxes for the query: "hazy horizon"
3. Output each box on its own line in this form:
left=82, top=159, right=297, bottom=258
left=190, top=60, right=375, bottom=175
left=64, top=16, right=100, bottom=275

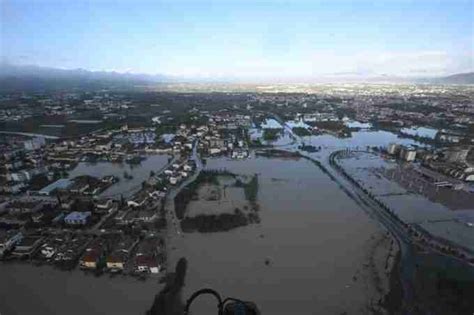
left=1, top=0, right=473, bottom=80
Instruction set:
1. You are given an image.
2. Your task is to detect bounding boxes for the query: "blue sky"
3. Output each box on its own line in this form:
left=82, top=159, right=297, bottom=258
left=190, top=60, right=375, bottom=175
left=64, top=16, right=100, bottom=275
left=1, top=0, right=473, bottom=79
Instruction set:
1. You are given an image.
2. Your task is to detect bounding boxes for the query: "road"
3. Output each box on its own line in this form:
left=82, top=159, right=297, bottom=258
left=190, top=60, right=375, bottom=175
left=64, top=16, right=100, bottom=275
left=325, top=149, right=474, bottom=307
left=164, top=140, right=203, bottom=238
left=0, top=130, right=59, bottom=139
left=268, top=112, right=302, bottom=147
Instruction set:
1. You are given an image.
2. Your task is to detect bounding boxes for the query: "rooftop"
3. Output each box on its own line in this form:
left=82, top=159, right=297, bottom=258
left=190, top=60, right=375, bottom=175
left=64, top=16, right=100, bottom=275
left=64, top=211, right=91, bottom=221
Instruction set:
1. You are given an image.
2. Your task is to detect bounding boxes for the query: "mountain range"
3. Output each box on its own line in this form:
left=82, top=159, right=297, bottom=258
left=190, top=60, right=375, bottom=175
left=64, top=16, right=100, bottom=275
left=429, top=72, right=474, bottom=84
left=0, top=63, right=472, bottom=92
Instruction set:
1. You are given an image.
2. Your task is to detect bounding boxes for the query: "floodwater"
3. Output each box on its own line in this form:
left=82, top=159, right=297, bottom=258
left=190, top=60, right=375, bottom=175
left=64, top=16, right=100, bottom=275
left=0, top=263, right=161, bottom=315
left=68, top=154, right=170, bottom=198
left=167, top=156, right=392, bottom=315
left=0, top=155, right=393, bottom=315
left=1, top=129, right=461, bottom=315
left=302, top=130, right=424, bottom=150
left=337, top=152, right=474, bottom=252
left=400, top=126, right=438, bottom=139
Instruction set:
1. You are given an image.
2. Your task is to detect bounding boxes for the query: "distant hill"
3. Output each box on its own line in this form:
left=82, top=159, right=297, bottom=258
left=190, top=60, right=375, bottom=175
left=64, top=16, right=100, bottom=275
left=431, top=72, right=474, bottom=85
left=1, top=63, right=473, bottom=92
left=0, top=63, right=175, bottom=92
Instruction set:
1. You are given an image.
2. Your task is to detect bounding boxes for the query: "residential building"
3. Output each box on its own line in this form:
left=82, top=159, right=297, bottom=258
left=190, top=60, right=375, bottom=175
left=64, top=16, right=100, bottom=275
left=64, top=211, right=91, bottom=226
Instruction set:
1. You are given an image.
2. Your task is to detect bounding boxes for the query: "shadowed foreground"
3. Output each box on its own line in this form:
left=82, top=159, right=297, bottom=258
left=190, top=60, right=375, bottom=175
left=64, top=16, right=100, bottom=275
left=147, top=258, right=187, bottom=315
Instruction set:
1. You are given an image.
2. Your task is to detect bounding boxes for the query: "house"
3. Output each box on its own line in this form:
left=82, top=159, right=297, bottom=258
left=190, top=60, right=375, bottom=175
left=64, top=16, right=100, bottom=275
left=6, top=200, right=44, bottom=214
left=399, top=147, right=416, bottom=162
left=135, top=255, right=160, bottom=273
left=96, top=199, right=113, bottom=211
left=149, top=190, right=166, bottom=199
left=444, top=146, right=472, bottom=163
left=0, top=230, right=23, bottom=258
left=209, top=148, right=221, bottom=155
left=80, top=238, right=105, bottom=269
left=31, top=212, right=45, bottom=223
left=40, top=245, right=56, bottom=259
left=40, top=237, right=66, bottom=259
left=1, top=182, right=25, bottom=194
left=95, top=139, right=112, bottom=151
left=64, top=211, right=91, bottom=226
left=122, top=208, right=158, bottom=223
left=134, top=236, right=162, bottom=273
left=387, top=143, right=401, bottom=155
left=231, top=149, right=249, bottom=159
left=106, top=251, right=128, bottom=271
left=209, top=138, right=226, bottom=148
left=58, top=194, right=75, bottom=210
left=12, top=235, right=44, bottom=257
left=127, top=192, right=149, bottom=208
left=80, top=249, right=101, bottom=269
left=106, top=237, right=138, bottom=271
left=68, top=180, right=90, bottom=194
left=23, top=137, right=46, bottom=151
left=169, top=176, right=181, bottom=185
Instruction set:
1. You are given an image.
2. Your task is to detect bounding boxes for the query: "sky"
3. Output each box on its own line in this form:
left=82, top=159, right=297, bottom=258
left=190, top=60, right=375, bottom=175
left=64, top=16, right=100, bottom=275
left=1, top=0, right=473, bottom=80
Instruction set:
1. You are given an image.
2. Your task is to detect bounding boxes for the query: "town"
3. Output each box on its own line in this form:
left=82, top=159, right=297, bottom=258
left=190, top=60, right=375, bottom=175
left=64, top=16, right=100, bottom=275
left=0, top=84, right=473, bottom=313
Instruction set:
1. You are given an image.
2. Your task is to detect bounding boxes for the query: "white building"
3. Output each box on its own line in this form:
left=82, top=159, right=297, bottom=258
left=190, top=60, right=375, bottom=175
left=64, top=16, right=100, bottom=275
left=387, top=143, right=400, bottom=155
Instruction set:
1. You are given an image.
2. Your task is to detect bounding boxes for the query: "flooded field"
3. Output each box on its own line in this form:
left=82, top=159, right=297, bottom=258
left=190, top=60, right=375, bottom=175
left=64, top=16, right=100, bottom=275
left=186, top=176, right=248, bottom=217
left=68, top=154, right=170, bottom=198
left=337, top=151, right=474, bottom=252
left=167, top=156, right=397, bottom=315
left=303, top=130, right=424, bottom=151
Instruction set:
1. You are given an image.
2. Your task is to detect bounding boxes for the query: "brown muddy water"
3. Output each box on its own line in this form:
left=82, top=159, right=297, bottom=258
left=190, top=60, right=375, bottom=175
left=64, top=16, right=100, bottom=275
left=0, top=156, right=395, bottom=315
left=0, top=263, right=161, bottom=315
left=167, top=156, right=396, bottom=315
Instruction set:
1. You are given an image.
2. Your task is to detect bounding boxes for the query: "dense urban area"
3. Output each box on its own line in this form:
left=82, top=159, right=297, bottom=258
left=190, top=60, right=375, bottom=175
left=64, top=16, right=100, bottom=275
left=1, top=83, right=474, bottom=314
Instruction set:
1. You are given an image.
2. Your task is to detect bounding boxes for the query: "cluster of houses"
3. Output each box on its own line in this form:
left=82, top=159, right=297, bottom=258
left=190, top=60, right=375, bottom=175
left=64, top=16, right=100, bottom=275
left=0, top=108, right=256, bottom=197
left=0, top=136, right=48, bottom=194
left=422, top=146, right=474, bottom=182
left=387, top=143, right=418, bottom=162
left=1, top=222, right=165, bottom=274
left=163, top=160, right=196, bottom=186
left=386, top=143, right=474, bottom=183
left=0, top=198, right=58, bottom=227
left=197, top=113, right=251, bottom=158
left=78, top=234, right=163, bottom=274
left=0, top=230, right=91, bottom=267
